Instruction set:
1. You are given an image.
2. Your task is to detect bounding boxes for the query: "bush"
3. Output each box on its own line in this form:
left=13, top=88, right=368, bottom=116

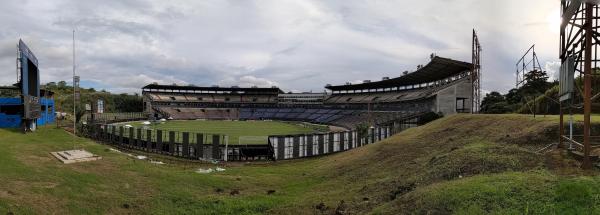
left=419, top=112, right=443, bottom=125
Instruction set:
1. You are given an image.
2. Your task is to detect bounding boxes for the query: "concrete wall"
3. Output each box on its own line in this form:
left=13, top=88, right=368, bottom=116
left=435, top=78, right=473, bottom=115
left=142, top=93, right=153, bottom=115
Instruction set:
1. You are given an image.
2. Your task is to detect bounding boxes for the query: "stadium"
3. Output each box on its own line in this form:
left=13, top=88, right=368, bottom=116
left=6, top=1, right=600, bottom=214
left=81, top=53, right=480, bottom=161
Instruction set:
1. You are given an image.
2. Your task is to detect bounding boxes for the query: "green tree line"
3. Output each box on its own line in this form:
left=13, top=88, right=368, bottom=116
left=43, top=81, right=143, bottom=114
left=480, top=68, right=600, bottom=114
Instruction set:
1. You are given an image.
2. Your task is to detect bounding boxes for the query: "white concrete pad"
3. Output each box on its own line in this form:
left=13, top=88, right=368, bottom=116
left=51, top=149, right=102, bottom=164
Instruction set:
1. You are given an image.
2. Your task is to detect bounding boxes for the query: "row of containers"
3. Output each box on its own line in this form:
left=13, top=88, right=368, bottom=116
left=80, top=114, right=421, bottom=161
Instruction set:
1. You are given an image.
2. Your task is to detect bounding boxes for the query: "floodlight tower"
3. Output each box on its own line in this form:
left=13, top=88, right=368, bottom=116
left=515, top=45, right=544, bottom=117
left=559, top=0, right=600, bottom=169
left=472, top=29, right=482, bottom=113
left=515, top=45, right=542, bottom=88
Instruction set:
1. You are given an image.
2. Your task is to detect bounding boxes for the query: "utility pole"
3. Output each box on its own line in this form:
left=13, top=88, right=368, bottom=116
left=73, top=29, right=76, bottom=136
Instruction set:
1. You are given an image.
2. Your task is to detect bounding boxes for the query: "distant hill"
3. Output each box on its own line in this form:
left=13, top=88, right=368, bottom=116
left=43, top=81, right=143, bottom=114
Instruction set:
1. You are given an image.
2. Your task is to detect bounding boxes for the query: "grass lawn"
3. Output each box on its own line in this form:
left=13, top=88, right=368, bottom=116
left=1, top=114, right=600, bottom=214
left=0, top=126, right=330, bottom=214
left=115, top=120, right=324, bottom=145
left=497, top=113, right=600, bottom=123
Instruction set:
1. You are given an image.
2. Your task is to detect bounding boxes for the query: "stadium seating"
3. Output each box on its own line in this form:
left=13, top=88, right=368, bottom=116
left=158, top=107, right=239, bottom=120
left=324, top=86, right=439, bottom=104
left=324, top=75, right=469, bottom=105
left=145, top=92, right=277, bottom=104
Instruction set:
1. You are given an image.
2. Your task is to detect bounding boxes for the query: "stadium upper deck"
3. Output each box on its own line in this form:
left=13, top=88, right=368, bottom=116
left=324, top=56, right=474, bottom=114
left=326, top=56, right=472, bottom=93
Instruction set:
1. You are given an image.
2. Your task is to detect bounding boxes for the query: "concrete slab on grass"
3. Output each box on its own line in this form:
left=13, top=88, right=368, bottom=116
left=51, top=149, right=102, bottom=164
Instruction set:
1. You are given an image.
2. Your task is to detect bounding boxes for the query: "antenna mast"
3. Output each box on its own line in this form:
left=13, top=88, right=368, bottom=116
left=73, top=30, right=76, bottom=136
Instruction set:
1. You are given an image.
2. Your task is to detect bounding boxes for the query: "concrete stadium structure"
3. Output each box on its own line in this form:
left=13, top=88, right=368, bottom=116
left=141, top=56, right=475, bottom=129
left=325, top=56, right=474, bottom=115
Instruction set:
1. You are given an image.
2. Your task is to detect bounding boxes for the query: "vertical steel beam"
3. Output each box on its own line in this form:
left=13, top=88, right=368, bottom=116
left=583, top=3, right=593, bottom=169
left=559, top=104, right=564, bottom=149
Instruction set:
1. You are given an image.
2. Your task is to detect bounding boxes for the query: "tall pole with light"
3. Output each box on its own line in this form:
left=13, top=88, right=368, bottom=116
left=73, top=29, right=76, bottom=136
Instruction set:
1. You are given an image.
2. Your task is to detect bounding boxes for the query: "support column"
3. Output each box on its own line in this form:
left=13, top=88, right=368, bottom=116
left=583, top=3, right=593, bottom=169
left=559, top=104, right=564, bottom=149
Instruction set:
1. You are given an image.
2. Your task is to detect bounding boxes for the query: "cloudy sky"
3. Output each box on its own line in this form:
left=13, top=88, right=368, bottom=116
left=0, top=0, right=560, bottom=94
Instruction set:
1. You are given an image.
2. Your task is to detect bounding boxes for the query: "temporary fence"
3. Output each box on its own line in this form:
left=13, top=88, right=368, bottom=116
left=80, top=112, right=425, bottom=162
left=81, top=124, right=273, bottom=161
left=268, top=114, right=421, bottom=160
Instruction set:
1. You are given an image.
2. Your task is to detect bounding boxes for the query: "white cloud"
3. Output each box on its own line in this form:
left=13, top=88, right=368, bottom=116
left=0, top=0, right=563, bottom=94
left=545, top=61, right=561, bottom=81
left=218, top=75, right=279, bottom=88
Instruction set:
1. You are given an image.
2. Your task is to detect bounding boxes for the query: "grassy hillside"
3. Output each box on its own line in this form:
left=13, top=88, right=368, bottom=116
left=43, top=82, right=142, bottom=114
left=0, top=114, right=599, bottom=214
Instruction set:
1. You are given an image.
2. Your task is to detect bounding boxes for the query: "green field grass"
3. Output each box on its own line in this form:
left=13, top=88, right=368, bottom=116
left=1, top=114, right=600, bottom=214
left=116, top=120, right=325, bottom=145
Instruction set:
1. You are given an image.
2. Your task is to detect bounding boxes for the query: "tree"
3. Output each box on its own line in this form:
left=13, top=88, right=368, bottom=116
left=480, top=91, right=510, bottom=114
left=505, top=88, right=522, bottom=105
left=45, top=82, right=57, bottom=88
left=57, top=81, right=68, bottom=89
left=520, top=70, right=551, bottom=96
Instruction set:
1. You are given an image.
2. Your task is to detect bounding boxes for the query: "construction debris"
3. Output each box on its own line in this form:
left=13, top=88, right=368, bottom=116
left=150, top=160, right=165, bottom=165
left=51, top=149, right=102, bottom=164
left=196, top=168, right=214, bottom=174
left=195, top=167, right=226, bottom=174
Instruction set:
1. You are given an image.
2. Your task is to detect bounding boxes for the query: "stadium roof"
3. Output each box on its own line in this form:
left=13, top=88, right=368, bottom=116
left=326, top=56, right=473, bottom=91
left=142, top=84, right=283, bottom=94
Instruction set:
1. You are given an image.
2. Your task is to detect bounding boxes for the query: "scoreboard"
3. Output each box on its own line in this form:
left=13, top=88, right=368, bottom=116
left=23, top=95, right=41, bottom=119
left=18, top=40, right=41, bottom=127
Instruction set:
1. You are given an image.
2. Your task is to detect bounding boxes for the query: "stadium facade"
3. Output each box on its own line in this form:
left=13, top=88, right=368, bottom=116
left=142, top=55, right=474, bottom=129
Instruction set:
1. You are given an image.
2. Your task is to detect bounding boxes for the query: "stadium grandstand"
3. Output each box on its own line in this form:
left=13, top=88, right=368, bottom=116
left=325, top=56, right=474, bottom=115
left=278, top=92, right=326, bottom=106
left=142, top=55, right=475, bottom=129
